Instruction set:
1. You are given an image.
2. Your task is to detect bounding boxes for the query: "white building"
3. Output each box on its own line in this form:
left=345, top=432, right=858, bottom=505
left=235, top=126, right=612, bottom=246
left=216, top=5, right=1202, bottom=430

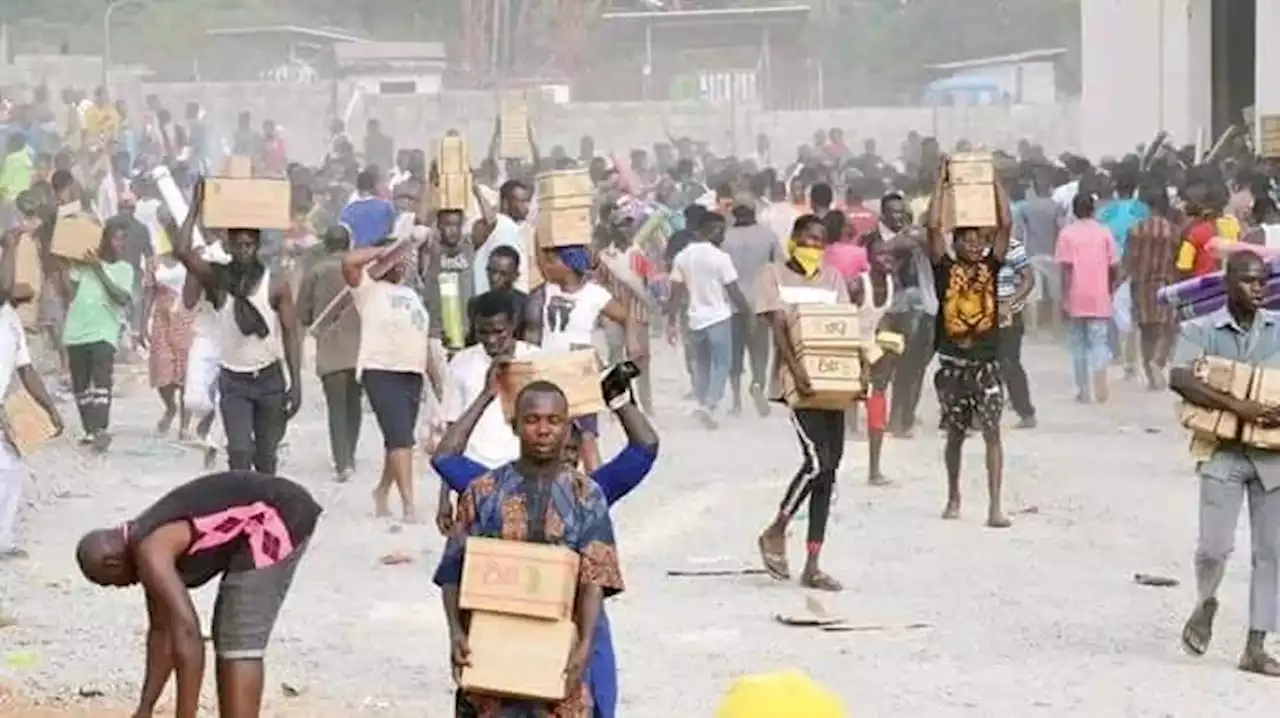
left=1080, top=0, right=1271, bottom=159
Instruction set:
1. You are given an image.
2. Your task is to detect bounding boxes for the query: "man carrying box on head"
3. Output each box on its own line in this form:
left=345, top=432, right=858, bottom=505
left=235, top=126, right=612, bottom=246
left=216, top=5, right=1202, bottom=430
left=434, top=379, right=624, bottom=718
left=173, top=180, right=302, bottom=474
left=1169, top=249, right=1280, bottom=677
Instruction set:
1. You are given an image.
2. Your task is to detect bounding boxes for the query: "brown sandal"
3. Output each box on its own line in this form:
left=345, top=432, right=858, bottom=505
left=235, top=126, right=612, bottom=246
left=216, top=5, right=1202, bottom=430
left=757, top=535, right=790, bottom=581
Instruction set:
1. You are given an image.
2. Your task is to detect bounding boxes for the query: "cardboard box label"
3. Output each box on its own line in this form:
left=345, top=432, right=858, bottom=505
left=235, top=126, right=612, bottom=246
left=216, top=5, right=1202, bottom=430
left=460, top=537, right=580, bottom=621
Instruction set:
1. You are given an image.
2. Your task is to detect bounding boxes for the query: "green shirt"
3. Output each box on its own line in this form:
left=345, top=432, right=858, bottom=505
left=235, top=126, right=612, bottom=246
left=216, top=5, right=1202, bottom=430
left=63, top=261, right=135, bottom=348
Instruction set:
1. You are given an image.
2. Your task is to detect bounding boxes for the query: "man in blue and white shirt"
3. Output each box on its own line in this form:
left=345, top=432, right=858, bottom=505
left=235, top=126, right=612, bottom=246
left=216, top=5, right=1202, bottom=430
left=997, top=236, right=1037, bottom=427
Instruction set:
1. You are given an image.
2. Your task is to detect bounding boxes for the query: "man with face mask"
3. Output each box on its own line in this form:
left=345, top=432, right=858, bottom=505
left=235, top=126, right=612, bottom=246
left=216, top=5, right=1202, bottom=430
left=754, top=214, right=854, bottom=592
left=173, top=180, right=303, bottom=475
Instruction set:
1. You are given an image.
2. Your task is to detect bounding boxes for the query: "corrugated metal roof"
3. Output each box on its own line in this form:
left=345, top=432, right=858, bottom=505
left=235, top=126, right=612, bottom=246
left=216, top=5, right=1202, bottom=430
left=335, top=41, right=446, bottom=63
left=927, top=48, right=1068, bottom=71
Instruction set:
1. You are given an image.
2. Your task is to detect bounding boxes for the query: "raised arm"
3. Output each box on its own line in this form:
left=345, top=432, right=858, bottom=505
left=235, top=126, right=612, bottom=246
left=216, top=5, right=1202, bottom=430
left=170, top=180, right=215, bottom=285
left=925, top=165, right=950, bottom=264
left=591, top=402, right=659, bottom=505
left=991, top=180, right=1013, bottom=263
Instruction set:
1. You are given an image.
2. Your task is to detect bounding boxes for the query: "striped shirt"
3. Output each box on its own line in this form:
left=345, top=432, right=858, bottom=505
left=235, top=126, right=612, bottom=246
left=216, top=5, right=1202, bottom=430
left=996, top=238, right=1029, bottom=302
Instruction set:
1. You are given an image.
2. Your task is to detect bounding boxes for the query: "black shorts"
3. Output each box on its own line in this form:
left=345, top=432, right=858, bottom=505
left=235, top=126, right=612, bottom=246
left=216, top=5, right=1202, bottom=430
left=361, top=370, right=423, bottom=450
left=933, top=357, right=1003, bottom=433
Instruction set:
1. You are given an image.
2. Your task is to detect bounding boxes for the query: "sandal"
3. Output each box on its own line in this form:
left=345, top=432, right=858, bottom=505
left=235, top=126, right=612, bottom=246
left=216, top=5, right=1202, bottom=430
left=757, top=534, right=790, bottom=581
left=1239, top=651, right=1280, bottom=677
left=1181, top=598, right=1218, bottom=656
left=800, top=570, right=844, bottom=592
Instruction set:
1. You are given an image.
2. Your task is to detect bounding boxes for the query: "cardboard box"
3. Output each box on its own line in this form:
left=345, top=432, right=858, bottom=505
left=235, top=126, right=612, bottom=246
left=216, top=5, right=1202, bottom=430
left=947, top=183, right=998, bottom=228
left=499, top=92, right=532, bottom=160
left=788, top=304, right=863, bottom=352
left=536, top=207, right=592, bottom=248
left=537, top=170, right=594, bottom=200
left=1180, top=356, right=1253, bottom=440
left=947, top=153, right=996, bottom=185
left=460, top=537, right=580, bottom=620
left=439, top=135, right=470, bottom=175
left=8, top=233, right=42, bottom=328
left=202, top=178, right=291, bottom=230
left=223, top=155, right=253, bottom=178
left=3, top=385, right=59, bottom=457
left=782, top=348, right=865, bottom=410
left=1247, top=366, right=1280, bottom=448
left=50, top=214, right=102, bottom=260
left=435, top=172, right=472, bottom=211
left=461, top=611, right=575, bottom=702
left=1260, top=115, right=1280, bottom=158
left=500, top=349, right=605, bottom=420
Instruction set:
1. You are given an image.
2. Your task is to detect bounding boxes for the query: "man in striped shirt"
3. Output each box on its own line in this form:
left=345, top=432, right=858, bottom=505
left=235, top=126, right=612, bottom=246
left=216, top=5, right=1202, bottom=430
left=996, top=236, right=1037, bottom=428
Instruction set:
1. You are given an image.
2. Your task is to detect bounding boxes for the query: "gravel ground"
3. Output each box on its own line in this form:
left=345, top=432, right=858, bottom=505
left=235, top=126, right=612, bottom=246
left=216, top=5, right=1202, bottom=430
left=2, top=337, right=1279, bottom=717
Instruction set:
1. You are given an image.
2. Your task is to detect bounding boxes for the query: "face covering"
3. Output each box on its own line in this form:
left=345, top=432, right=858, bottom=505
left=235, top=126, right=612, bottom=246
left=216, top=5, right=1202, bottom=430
left=789, top=241, right=824, bottom=277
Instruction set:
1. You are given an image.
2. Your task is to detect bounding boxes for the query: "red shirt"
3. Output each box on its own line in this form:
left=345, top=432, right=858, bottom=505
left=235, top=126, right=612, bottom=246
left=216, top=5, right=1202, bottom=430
left=844, top=204, right=879, bottom=240
left=1182, top=220, right=1219, bottom=277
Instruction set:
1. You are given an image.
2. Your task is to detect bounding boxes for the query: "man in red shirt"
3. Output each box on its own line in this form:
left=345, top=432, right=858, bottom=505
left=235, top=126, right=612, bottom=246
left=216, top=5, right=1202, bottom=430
left=843, top=182, right=879, bottom=241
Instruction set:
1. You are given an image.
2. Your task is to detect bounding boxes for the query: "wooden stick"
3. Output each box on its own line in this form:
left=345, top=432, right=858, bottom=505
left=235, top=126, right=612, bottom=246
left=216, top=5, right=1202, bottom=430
left=306, top=236, right=420, bottom=338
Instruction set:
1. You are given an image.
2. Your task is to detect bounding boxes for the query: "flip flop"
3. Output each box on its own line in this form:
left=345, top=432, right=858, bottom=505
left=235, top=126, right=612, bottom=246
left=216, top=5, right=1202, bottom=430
left=1181, top=598, right=1217, bottom=657
left=757, top=535, right=790, bottom=581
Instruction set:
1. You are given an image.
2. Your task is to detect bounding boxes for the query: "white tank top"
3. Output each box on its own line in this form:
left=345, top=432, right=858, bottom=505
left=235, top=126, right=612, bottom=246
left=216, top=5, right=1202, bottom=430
left=853, top=273, right=894, bottom=337
left=218, top=268, right=282, bottom=372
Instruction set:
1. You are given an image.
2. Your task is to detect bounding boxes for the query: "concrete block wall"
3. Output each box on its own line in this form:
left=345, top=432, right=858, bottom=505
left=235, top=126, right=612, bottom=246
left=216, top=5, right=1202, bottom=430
left=137, top=80, right=1081, bottom=168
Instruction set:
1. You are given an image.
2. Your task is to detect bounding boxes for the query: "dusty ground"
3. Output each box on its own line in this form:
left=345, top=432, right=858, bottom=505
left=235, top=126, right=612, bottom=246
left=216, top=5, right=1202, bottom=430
left=2, top=337, right=1278, bottom=717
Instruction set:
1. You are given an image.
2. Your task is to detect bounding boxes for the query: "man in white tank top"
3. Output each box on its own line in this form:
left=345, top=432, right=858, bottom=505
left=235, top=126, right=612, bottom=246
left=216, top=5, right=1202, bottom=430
left=173, top=181, right=303, bottom=474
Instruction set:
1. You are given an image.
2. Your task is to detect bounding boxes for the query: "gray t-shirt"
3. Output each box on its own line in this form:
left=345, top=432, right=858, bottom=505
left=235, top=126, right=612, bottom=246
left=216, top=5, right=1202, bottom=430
left=720, top=222, right=782, bottom=312
left=1019, top=195, right=1062, bottom=258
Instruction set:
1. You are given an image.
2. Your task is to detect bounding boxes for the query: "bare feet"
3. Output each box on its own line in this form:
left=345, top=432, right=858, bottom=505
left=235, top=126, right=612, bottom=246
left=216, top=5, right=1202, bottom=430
left=986, top=512, right=1012, bottom=529
left=373, top=487, right=392, bottom=518
left=799, top=569, right=843, bottom=592
left=757, top=531, right=790, bottom=580
left=868, top=473, right=892, bottom=487
left=941, top=500, right=961, bottom=520
left=91, top=432, right=112, bottom=453
left=402, top=505, right=421, bottom=524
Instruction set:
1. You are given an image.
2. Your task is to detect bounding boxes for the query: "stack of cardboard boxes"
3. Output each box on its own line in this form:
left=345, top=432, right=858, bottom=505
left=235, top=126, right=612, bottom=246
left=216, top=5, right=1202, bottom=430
left=459, top=537, right=581, bottom=701
left=1179, top=356, right=1280, bottom=450
left=782, top=304, right=868, bottom=410
left=436, top=134, right=471, bottom=211
left=535, top=169, right=594, bottom=248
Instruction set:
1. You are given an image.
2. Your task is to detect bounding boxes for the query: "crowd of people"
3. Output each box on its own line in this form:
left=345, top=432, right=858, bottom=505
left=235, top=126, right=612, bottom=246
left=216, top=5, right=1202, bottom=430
left=3, top=78, right=1280, bottom=716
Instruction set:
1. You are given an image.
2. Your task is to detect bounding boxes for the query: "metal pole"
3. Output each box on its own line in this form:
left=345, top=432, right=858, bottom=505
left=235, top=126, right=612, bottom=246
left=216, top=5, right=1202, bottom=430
left=103, top=0, right=142, bottom=90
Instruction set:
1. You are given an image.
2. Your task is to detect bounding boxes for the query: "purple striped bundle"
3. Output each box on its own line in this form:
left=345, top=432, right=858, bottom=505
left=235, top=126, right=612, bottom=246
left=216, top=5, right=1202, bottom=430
left=1166, top=274, right=1280, bottom=320
left=1158, top=260, right=1280, bottom=307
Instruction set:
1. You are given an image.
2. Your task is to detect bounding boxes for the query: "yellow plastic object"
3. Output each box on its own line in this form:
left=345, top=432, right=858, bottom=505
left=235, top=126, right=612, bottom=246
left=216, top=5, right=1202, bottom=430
left=716, top=670, right=847, bottom=718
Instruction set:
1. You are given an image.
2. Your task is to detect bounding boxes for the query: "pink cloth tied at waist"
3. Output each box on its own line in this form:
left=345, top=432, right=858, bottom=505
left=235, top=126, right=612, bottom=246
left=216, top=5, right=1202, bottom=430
left=188, top=501, right=295, bottom=569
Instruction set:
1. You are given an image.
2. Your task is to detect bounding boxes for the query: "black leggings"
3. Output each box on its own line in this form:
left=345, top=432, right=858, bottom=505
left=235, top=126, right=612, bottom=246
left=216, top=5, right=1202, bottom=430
left=778, top=408, right=846, bottom=545
left=67, top=341, right=115, bottom=435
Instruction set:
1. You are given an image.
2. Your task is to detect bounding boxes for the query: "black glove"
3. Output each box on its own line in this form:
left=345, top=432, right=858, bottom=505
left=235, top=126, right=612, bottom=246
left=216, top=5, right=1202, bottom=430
left=601, top=361, right=642, bottom=410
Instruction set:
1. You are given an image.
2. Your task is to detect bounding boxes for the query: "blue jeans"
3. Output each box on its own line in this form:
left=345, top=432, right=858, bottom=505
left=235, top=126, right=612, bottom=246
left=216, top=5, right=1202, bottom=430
left=690, top=317, right=732, bottom=411
left=1067, top=317, right=1111, bottom=394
